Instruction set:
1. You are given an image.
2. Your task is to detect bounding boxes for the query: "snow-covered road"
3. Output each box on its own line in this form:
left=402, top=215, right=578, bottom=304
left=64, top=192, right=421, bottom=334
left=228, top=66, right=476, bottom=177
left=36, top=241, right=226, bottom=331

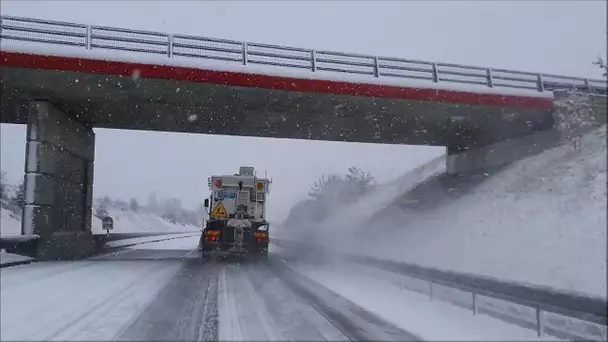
left=0, top=236, right=559, bottom=341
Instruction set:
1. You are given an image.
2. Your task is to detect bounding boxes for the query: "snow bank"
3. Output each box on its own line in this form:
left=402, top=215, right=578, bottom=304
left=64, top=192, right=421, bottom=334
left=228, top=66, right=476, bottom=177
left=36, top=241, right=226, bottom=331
left=1, top=204, right=198, bottom=236
left=104, top=232, right=200, bottom=249
left=0, top=259, right=181, bottom=340
left=125, top=235, right=200, bottom=250
left=91, top=207, right=199, bottom=234
left=301, top=125, right=606, bottom=298
left=287, top=259, right=559, bottom=341
left=0, top=250, right=33, bottom=267
left=0, top=201, right=21, bottom=235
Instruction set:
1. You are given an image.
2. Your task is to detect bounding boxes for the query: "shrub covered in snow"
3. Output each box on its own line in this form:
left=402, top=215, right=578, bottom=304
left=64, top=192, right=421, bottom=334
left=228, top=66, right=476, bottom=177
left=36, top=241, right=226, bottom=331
left=284, top=166, right=376, bottom=229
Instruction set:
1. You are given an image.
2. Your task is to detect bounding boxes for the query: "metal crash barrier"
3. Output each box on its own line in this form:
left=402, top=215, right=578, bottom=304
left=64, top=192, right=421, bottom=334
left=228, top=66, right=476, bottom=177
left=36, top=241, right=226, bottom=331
left=272, top=238, right=607, bottom=339
left=0, top=231, right=195, bottom=260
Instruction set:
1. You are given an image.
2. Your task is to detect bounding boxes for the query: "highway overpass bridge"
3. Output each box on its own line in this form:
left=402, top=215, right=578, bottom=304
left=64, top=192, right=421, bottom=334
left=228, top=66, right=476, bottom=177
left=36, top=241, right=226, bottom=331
left=1, top=15, right=606, bottom=260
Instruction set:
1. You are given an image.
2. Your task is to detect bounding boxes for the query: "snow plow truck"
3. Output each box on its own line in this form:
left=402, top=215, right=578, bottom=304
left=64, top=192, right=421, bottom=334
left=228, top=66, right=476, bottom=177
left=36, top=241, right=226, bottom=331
left=198, top=166, right=271, bottom=259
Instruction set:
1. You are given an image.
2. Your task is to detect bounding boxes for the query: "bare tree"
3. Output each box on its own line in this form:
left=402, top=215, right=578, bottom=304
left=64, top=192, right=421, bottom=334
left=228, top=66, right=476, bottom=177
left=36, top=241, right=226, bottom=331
left=344, top=166, right=376, bottom=202
left=147, top=192, right=159, bottom=213
left=310, top=167, right=375, bottom=203
left=0, top=170, right=7, bottom=200
left=302, top=167, right=377, bottom=223
left=308, top=173, right=344, bottom=202
left=11, top=179, right=25, bottom=209
left=593, top=57, right=607, bottom=77
left=129, top=198, right=139, bottom=212
left=95, top=202, right=109, bottom=219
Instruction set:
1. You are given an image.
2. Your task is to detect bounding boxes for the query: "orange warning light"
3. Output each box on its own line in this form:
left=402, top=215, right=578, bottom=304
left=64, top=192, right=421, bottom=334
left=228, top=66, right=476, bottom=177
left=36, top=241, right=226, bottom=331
left=257, top=182, right=264, bottom=190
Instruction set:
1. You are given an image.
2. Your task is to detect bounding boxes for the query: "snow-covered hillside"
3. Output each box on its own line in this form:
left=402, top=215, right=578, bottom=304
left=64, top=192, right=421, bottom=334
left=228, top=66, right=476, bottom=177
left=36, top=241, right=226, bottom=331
left=1, top=202, right=199, bottom=236
left=293, top=125, right=607, bottom=298
left=0, top=202, right=21, bottom=235
left=90, top=207, right=200, bottom=234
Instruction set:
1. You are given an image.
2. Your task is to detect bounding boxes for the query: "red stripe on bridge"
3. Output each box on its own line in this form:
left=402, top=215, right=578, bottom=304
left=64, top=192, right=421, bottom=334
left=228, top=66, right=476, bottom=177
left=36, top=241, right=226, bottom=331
left=1, top=51, right=554, bottom=110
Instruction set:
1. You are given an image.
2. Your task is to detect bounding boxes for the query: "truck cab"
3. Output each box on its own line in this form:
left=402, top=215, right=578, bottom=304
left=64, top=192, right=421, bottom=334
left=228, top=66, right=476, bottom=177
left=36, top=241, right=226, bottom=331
left=199, top=166, right=271, bottom=259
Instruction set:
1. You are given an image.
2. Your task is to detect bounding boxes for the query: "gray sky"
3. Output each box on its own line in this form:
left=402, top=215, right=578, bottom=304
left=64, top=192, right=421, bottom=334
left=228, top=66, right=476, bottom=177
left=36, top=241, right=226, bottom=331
left=1, top=126, right=444, bottom=221
left=1, top=1, right=606, bottom=221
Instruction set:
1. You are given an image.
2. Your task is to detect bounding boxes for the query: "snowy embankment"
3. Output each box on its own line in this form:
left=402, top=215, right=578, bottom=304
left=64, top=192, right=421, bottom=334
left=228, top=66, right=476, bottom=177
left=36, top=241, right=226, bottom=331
left=1, top=205, right=200, bottom=236
left=1, top=204, right=199, bottom=264
left=292, top=125, right=607, bottom=298
left=103, top=232, right=201, bottom=249
left=90, top=207, right=200, bottom=235
left=274, top=250, right=559, bottom=341
left=0, top=201, right=21, bottom=236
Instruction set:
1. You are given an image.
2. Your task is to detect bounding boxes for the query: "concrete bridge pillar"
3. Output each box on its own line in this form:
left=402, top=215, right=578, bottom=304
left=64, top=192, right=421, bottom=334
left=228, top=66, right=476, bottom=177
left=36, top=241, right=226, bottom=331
left=21, top=101, right=95, bottom=260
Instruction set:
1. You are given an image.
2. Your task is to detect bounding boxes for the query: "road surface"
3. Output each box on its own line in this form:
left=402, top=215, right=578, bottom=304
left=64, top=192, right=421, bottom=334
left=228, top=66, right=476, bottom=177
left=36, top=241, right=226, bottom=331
left=0, top=236, right=419, bottom=341
left=0, top=235, right=561, bottom=341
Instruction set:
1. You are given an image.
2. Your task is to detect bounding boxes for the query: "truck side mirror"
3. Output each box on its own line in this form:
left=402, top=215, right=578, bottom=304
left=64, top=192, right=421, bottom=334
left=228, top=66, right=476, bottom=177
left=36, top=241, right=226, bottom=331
left=204, top=199, right=209, bottom=208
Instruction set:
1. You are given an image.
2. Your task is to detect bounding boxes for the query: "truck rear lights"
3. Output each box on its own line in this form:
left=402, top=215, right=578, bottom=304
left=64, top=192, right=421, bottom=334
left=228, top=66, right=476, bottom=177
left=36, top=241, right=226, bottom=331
left=253, top=232, right=268, bottom=238
left=205, top=230, right=220, bottom=236
left=214, top=179, right=222, bottom=187
left=206, top=236, right=217, bottom=242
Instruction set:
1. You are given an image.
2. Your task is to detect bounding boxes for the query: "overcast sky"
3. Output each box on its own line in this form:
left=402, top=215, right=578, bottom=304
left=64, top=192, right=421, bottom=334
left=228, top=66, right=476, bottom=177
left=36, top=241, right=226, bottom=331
left=1, top=1, right=606, bottom=221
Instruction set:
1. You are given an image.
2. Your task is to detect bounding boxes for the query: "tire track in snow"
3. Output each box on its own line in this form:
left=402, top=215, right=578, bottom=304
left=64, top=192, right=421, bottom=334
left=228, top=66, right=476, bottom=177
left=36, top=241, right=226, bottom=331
left=217, top=259, right=348, bottom=341
left=45, top=260, right=180, bottom=340
left=0, top=259, right=182, bottom=341
left=269, top=258, right=422, bottom=341
left=117, top=257, right=219, bottom=341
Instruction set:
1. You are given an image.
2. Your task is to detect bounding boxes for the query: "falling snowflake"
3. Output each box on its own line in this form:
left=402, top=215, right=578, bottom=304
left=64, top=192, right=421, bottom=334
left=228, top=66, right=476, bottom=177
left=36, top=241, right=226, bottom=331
left=132, top=69, right=141, bottom=82
left=188, top=114, right=198, bottom=122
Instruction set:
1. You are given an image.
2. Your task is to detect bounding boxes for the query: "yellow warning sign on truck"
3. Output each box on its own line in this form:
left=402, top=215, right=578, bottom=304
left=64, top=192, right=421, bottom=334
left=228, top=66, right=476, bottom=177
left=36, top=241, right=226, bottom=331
left=211, top=202, right=228, bottom=218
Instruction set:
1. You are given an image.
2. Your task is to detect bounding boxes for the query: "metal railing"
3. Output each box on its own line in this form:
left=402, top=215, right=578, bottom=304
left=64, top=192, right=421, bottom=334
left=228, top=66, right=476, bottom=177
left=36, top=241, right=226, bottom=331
left=1, top=15, right=606, bottom=95
left=0, top=231, right=197, bottom=260
left=0, top=234, right=39, bottom=250
left=0, top=231, right=190, bottom=249
left=272, top=238, right=607, bottom=338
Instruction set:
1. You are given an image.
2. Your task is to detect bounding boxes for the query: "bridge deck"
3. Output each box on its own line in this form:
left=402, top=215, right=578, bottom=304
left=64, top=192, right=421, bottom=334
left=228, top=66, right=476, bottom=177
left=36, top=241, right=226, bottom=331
left=1, top=45, right=554, bottom=149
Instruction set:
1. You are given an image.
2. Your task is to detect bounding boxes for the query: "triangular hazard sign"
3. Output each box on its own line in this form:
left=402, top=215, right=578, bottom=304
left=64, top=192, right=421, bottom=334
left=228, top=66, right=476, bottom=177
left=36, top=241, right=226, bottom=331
left=211, top=202, right=228, bottom=218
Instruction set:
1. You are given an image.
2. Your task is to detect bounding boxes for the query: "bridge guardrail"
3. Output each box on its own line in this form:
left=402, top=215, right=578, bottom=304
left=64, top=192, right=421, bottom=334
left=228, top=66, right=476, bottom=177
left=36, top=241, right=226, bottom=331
left=272, top=238, right=607, bottom=337
left=1, top=15, right=606, bottom=95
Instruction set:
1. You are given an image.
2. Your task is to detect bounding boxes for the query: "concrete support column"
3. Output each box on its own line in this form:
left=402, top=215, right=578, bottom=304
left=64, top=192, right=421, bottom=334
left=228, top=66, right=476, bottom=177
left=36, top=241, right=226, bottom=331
left=21, top=101, right=95, bottom=260
left=446, top=128, right=561, bottom=175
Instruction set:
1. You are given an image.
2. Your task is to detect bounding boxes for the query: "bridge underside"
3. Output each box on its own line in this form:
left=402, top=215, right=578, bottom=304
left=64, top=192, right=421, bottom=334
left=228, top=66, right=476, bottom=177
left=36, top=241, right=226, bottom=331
left=1, top=66, right=554, bottom=151
left=0, top=65, right=559, bottom=260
